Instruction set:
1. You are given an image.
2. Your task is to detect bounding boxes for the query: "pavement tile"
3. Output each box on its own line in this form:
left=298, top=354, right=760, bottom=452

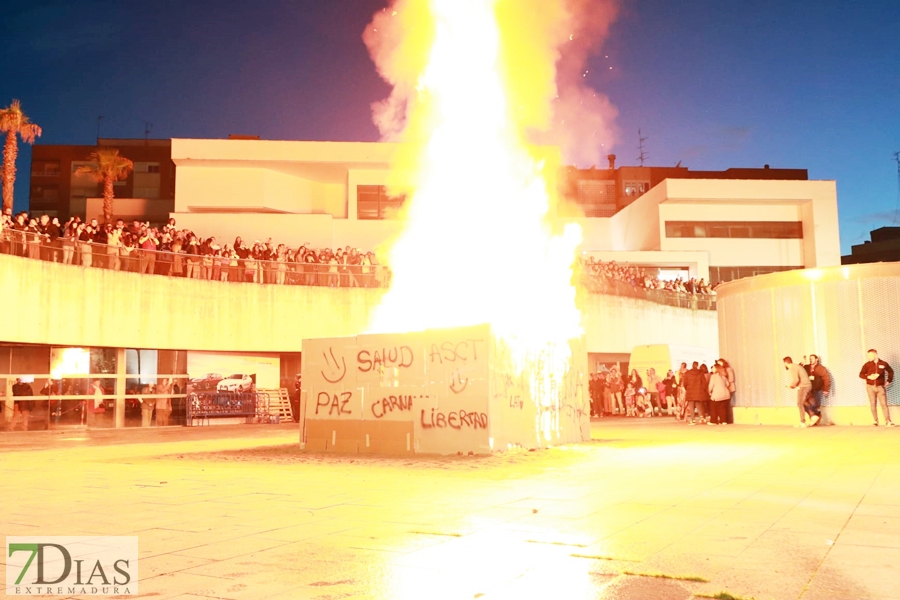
left=4, top=420, right=900, bottom=599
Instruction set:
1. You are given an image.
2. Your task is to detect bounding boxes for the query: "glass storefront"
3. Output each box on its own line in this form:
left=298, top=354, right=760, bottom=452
left=1, top=344, right=301, bottom=433
left=0, top=344, right=189, bottom=432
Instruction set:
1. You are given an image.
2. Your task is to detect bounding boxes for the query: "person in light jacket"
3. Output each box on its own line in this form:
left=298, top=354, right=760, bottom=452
left=784, top=356, right=812, bottom=427
left=708, top=365, right=732, bottom=425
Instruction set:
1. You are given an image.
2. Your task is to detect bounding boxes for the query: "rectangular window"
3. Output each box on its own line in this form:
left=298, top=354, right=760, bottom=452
left=32, top=186, right=59, bottom=201
left=624, top=181, right=650, bottom=198
left=357, top=185, right=406, bottom=220
left=665, top=221, right=802, bottom=239
left=709, top=265, right=802, bottom=284
left=31, top=160, right=61, bottom=177
left=133, top=162, right=161, bottom=174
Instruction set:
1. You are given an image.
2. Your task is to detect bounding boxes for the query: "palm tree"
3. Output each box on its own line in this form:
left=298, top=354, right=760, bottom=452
left=75, top=148, right=134, bottom=224
left=0, top=100, right=43, bottom=213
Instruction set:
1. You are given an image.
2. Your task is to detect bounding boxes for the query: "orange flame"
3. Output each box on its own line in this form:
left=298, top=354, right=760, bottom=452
left=364, top=0, right=616, bottom=409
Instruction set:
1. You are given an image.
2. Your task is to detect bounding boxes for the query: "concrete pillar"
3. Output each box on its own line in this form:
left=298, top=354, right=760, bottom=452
left=115, top=348, right=126, bottom=429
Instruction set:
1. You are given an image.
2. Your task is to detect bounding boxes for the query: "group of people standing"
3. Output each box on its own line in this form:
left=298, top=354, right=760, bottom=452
left=783, top=350, right=895, bottom=428
left=588, top=359, right=737, bottom=424
left=1, top=209, right=389, bottom=288
left=589, top=349, right=896, bottom=429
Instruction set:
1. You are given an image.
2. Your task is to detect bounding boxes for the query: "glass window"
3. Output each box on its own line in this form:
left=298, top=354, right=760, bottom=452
left=710, top=265, right=802, bottom=284
left=624, top=181, right=650, bottom=197
left=357, top=185, right=406, bottom=220
left=31, top=161, right=60, bottom=177
left=90, top=348, right=117, bottom=375
left=665, top=221, right=803, bottom=239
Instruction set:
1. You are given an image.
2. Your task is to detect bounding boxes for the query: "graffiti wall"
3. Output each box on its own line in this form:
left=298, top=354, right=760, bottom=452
left=302, top=325, right=588, bottom=455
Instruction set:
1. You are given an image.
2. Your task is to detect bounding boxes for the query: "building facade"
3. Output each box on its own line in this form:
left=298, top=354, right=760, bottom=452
left=29, top=138, right=176, bottom=223
left=561, top=154, right=809, bottom=215
left=0, top=252, right=717, bottom=433
left=171, top=139, right=840, bottom=284
left=717, top=262, right=900, bottom=425
left=842, top=227, right=900, bottom=265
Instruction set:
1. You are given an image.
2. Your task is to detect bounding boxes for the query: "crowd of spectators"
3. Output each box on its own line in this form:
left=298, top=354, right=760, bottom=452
left=0, top=208, right=389, bottom=287
left=582, top=257, right=717, bottom=295
left=1, top=209, right=716, bottom=300
left=589, top=359, right=737, bottom=425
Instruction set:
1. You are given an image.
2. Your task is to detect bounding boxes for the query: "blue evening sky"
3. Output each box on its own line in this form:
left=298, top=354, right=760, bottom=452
left=2, top=0, right=898, bottom=253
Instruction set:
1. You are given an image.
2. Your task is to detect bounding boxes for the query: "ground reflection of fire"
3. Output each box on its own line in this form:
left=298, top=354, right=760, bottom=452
left=364, top=0, right=593, bottom=444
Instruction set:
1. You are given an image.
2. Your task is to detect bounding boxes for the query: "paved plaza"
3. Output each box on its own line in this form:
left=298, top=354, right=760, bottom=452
left=2, top=419, right=899, bottom=600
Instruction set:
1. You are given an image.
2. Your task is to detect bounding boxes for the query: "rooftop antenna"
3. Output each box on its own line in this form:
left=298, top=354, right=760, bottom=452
left=96, top=116, right=104, bottom=144
left=637, top=129, right=649, bottom=167
left=143, top=120, right=153, bottom=143
left=892, top=151, right=900, bottom=225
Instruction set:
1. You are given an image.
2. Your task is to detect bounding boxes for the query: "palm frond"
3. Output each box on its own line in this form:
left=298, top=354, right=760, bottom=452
left=75, top=148, right=134, bottom=182
left=19, top=122, right=42, bottom=144
left=0, top=100, right=41, bottom=144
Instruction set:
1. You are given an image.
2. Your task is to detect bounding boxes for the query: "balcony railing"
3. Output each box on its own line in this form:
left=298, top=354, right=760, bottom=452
left=580, top=273, right=716, bottom=311
left=0, top=228, right=715, bottom=310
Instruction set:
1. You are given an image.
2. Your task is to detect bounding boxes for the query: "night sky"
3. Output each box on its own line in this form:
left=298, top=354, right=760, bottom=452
left=3, top=0, right=898, bottom=254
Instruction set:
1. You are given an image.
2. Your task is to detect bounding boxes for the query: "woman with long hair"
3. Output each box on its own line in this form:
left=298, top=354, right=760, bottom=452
left=708, top=365, right=731, bottom=425
left=662, top=369, right=678, bottom=416
left=717, top=358, right=736, bottom=424
left=608, top=368, right=624, bottom=415
left=629, top=369, right=645, bottom=413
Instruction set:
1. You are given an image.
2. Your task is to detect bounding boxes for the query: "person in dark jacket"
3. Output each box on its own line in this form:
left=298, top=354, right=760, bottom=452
left=859, top=349, right=895, bottom=427
left=662, top=369, right=678, bottom=416
left=588, top=373, right=601, bottom=417
left=804, top=354, right=831, bottom=427
left=698, top=363, right=712, bottom=423
left=682, top=362, right=707, bottom=425
left=11, top=378, right=34, bottom=431
left=628, top=369, right=644, bottom=408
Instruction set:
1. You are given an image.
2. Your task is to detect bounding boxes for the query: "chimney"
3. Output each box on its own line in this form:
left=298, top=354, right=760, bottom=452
left=607, top=154, right=616, bottom=170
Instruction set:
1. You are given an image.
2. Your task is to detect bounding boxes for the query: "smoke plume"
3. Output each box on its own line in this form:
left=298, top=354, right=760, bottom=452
left=363, top=0, right=620, bottom=166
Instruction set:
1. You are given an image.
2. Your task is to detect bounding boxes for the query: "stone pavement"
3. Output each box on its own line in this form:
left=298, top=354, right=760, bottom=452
left=2, top=419, right=899, bottom=600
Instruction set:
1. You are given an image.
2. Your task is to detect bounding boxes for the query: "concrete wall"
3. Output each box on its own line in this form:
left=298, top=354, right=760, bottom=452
left=659, top=179, right=840, bottom=268
left=302, top=325, right=589, bottom=455
left=580, top=291, right=718, bottom=356
left=169, top=140, right=839, bottom=271
left=86, top=198, right=175, bottom=224
left=600, top=178, right=840, bottom=270
left=717, top=262, right=900, bottom=425
left=608, top=184, right=668, bottom=251
left=0, top=254, right=718, bottom=358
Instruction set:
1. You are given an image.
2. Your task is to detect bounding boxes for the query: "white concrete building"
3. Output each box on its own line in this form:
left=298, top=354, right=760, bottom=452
left=171, top=138, right=840, bottom=283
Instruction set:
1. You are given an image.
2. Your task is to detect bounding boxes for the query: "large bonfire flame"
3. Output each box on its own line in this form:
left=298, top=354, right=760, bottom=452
left=364, top=0, right=617, bottom=425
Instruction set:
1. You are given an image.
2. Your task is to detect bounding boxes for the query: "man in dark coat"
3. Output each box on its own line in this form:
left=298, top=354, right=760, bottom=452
left=804, top=354, right=831, bottom=426
left=682, top=362, right=706, bottom=425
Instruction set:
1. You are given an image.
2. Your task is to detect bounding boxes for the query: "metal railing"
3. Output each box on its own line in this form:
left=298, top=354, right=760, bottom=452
left=0, top=228, right=715, bottom=310
left=0, top=228, right=393, bottom=288
left=186, top=391, right=263, bottom=425
left=580, top=273, right=717, bottom=311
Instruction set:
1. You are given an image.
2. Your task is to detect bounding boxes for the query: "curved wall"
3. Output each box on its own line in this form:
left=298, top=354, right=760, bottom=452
left=0, top=254, right=717, bottom=356
left=717, top=263, right=900, bottom=425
